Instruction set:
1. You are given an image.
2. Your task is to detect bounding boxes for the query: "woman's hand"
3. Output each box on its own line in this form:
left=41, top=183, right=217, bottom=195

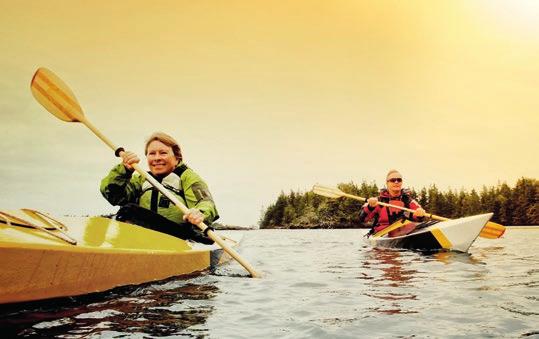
left=121, top=151, right=140, bottom=171
left=183, top=208, right=205, bottom=225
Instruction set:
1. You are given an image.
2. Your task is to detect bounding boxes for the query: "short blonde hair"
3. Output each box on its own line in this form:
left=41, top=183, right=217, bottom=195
left=145, top=132, right=182, bottom=161
left=386, top=169, right=402, bottom=181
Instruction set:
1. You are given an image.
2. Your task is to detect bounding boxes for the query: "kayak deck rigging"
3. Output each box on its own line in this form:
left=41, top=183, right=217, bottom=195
left=0, top=209, right=77, bottom=244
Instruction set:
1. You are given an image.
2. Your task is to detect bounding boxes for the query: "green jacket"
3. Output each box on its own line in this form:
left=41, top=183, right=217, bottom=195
left=100, top=162, right=219, bottom=225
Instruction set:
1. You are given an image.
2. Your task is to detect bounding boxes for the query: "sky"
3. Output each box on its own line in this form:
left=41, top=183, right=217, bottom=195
left=1, top=0, right=538, bottom=227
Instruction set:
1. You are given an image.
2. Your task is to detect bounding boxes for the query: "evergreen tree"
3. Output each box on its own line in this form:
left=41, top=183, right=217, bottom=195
left=271, top=192, right=287, bottom=227
left=258, top=178, right=538, bottom=228
left=426, top=185, right=440, bottom=214
left=418, top=187, right=428, bottom=208
left=496, top=183, right=513, bottom=225
left=445, top=189, right=458, bottom=218
left=462, top=189, right=481, bottom=216
left=511, top=178, right=537, bottom=225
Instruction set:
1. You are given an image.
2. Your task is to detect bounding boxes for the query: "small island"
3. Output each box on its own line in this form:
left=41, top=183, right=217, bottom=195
left=212, top=222, right=257, bottom=231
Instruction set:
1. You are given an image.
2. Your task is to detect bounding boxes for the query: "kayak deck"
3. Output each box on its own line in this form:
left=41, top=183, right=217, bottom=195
left=0, top=210, right=238, bottom=304
left=364, top=213, right=493, bottom=252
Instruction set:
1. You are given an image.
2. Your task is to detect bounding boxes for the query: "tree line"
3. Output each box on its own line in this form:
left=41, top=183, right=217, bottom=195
left=259, top=177, right=538, bottom=229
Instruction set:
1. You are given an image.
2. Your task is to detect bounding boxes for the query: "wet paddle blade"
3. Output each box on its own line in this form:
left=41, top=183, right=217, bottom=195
left=480, top=221, right=505, bottom=239
left=30, top=67, right=84, bottom=122
left=312, top=184, right=344, bottom=199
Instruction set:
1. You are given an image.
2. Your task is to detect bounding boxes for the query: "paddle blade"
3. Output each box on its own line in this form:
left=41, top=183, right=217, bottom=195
left=479, top=221, right=506, bottom=239
left=30, top=67, right=84, bottom=122
left=312, top=184, right=344, bottom=199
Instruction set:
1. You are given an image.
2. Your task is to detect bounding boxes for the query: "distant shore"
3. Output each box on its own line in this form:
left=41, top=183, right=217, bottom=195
left=260, top=224, right=538, bottom=230
left=213, top=223, right=257, bottom=231
left=261, top=224, right=370, bottom=230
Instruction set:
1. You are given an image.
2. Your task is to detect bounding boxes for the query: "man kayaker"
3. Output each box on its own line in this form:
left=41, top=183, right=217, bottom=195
left=359, top=169, right=425, bottom=237
left=100, top=132, right=219, bottom=244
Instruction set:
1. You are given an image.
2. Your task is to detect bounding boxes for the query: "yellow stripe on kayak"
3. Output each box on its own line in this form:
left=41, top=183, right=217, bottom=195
left=431, top=228, right=452, bottom=249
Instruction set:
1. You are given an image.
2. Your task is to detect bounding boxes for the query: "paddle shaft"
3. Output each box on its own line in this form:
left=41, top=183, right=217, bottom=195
left=335, top=189, right=504, bottom=238
left=340, top=192, right=439, bottom=219
left=30, top=67, right=260, bottom=278
left=79, top=118, right=260, bottom=277
left=80, top=117, right=118, bottom=152
left=339, top=192, right=440, bottom=237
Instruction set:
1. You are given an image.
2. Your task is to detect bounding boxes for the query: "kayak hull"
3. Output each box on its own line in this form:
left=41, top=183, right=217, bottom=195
left=364, top=213, right=493, bottom=252
left=0, top=210, right=237, bottom=304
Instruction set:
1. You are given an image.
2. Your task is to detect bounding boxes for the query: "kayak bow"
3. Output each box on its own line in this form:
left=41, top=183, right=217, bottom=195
left=0, top=209, right=239, bottom=304
left=364, top=213, right=493, bottom=252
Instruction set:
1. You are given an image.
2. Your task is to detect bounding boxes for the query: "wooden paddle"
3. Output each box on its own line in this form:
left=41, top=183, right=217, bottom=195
left=312, top=184, right=506, bottom=239
left=30, top=67, right=261, bottom=278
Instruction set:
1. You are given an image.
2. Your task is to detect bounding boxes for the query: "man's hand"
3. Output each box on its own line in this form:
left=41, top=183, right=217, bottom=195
left=414, top=208, right=426, bottom=218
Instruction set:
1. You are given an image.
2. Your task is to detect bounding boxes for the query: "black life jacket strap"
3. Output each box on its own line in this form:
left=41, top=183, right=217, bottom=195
left=401, top=193, right=412, bottom=208
left=145, top=171, right=161, bottom=212
left=150, top=188, right=159, bottom=212
left=173, top=164, right=189, bottom=203
left=173, top=164, right=189, bottom=178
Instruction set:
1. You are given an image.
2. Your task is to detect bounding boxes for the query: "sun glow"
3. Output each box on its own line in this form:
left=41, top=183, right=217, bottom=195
left=469, top=0, right=539, bottom=38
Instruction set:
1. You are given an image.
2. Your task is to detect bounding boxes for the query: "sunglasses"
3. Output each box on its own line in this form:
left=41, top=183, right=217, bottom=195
left=387, top=178, right=403, bottom=183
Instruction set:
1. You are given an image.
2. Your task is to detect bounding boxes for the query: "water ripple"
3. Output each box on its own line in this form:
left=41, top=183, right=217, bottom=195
left=0, top=228, right=537, bottom=338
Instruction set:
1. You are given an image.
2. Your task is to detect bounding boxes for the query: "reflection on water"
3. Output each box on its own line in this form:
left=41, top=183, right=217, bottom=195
left=0, top=228, right=537, bottom=338
left=429, top=250, right=482, bottom=265
left=361, top=249, right=419, bottom=315
left=0, top=273, right=219, bottom=337
left=359, top=249, right=486, bottom=316
left=365, top=248, right=419, bottom=286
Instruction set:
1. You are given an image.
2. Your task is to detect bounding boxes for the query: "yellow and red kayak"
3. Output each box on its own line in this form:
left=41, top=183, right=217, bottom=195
left=0, top=209, right=239, bottom=304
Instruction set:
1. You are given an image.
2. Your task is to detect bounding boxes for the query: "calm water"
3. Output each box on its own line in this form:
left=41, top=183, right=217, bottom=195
left=1, top=228, right=538, bottom=338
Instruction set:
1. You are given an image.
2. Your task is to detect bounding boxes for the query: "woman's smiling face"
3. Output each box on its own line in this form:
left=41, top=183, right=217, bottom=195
left=146, top=140, right=179, bottom=176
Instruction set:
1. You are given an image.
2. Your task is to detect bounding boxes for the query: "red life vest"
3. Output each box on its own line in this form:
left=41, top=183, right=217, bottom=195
left=360, top=188, right=423, bottom=233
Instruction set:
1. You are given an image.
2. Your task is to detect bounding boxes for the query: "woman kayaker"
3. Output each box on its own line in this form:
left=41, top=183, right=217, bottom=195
left=359, top=169, right=425, bottom=237
left=100, top=132, right=219, bottom=243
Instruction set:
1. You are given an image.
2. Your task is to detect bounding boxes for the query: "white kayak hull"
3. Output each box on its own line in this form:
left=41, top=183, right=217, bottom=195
left=364, top=213, right=493, bottom=252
